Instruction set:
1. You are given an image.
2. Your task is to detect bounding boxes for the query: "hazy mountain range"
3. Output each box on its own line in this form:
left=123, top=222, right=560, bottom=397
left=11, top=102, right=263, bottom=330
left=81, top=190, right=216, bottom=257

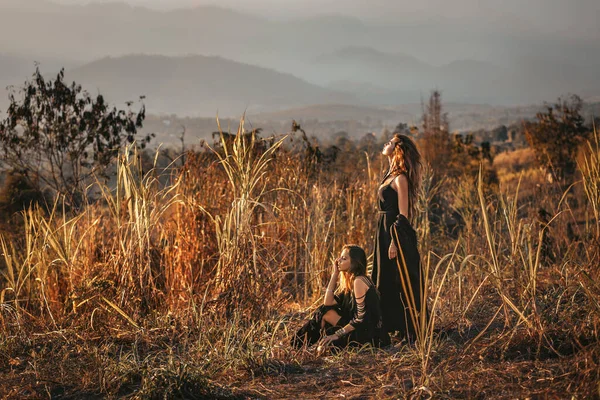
left=0, top=0, right=599, bottom=124
left=64, top=54, right=353, bottom=116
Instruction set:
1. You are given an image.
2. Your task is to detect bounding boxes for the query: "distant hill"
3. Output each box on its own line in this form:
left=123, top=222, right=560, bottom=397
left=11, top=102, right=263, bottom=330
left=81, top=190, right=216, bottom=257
left=1, top=1, right=598, bottom=107
left=312, top=46, right=600, bottom=105
left=315, top=46, right=434, bottom=92
left=314, top=47, right=524, bottom=104
left=0, top=1, right=271, bottom=64
left=62, top=54, right=353, bottom=116
left=316, top=46, right=429, bottom=71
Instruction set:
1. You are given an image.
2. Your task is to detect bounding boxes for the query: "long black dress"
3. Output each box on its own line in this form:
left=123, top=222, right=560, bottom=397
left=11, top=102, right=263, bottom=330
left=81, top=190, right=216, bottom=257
left=371, top=175, right=424, bottom=339
left=291, top=276, right=390, bottom=349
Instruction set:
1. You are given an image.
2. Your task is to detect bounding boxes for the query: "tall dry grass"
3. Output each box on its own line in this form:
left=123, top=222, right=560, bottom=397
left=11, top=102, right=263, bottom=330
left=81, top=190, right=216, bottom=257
left=0, top=119, right=599, bottom=398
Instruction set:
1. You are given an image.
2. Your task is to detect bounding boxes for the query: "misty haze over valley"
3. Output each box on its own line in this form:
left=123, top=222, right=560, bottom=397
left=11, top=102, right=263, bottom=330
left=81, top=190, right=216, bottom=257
left=1, top=0, right=599, bottom=141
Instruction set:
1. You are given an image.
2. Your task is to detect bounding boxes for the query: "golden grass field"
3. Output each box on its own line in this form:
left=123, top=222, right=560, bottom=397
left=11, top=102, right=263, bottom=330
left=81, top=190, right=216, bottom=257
left=0, top=121, right=599, bottom=399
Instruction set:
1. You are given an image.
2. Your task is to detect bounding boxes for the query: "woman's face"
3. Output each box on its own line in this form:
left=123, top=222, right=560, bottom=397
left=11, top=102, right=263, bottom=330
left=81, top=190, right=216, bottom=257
left=336, top=248, right=352, bottom=272
left=382, top=138, right=399, bottom=156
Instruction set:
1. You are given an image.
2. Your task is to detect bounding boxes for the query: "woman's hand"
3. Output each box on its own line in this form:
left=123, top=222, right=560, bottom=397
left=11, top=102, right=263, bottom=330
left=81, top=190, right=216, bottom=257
left=318, top=334, right=339, bottom=347
left=388, top=242, right=397, bottom=259
left=331, top=260, right=340, bottom=277
left=324, top=260, right=340, bottom=305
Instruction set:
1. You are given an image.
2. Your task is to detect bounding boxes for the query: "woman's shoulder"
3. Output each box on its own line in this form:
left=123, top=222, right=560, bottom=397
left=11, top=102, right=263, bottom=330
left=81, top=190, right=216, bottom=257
left=353, top=276, right=373, bottom=292
left=391, top=173, right=408, bottom=191
left=394, top=173, right=408, bottom=183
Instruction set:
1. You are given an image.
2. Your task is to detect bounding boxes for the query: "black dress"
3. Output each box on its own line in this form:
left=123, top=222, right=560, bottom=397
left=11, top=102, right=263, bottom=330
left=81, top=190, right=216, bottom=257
left=291, top=276, right=390, bottom=349
left=371, top=174, right=424, bottom=339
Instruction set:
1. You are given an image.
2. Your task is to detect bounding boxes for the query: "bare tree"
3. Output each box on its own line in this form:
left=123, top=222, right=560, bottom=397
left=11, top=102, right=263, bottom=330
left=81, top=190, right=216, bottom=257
left=419, top=90, right=450, bottom=179
left=0, top=67, right=153, bottom=206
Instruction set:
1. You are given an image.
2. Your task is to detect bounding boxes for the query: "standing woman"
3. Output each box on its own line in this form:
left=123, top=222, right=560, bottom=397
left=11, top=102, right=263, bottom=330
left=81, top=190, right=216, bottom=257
left=371, top=134, right=424, bottom=340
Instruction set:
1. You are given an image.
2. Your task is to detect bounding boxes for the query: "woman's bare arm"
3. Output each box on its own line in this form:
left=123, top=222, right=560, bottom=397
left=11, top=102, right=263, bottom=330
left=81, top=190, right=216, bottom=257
left=324, top=261, right=339, bottom=306
left=388, top=174, right=409, bottom=259
left=393, top=174, right=409, bottom=219
left=320, top=278, right=369, bottom=345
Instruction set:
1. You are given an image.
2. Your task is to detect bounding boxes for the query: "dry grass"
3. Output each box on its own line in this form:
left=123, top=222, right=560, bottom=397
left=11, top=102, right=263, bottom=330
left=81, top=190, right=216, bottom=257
left=0, top=121, right=599, bottom=399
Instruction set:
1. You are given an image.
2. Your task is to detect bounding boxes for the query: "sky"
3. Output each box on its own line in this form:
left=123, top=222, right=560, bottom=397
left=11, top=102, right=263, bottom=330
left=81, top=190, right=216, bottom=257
left=48, top=0, right=600, bottom=40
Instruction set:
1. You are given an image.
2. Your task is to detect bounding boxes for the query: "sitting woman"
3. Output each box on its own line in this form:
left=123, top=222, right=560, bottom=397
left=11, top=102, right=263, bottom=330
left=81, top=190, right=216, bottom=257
left=292, top=245, right=390, bottom=349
